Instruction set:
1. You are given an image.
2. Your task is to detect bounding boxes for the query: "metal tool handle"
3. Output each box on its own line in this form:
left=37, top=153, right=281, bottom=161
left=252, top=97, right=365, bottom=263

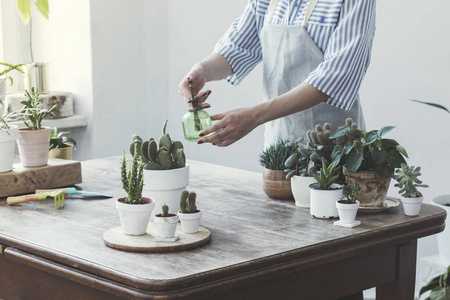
left=7, top=194, right=40, bottom=205
left=35, top=188, right=69, bottom=194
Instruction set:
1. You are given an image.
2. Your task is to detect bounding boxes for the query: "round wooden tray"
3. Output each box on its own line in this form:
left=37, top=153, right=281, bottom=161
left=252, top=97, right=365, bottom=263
left=103, top=223, right=211, bottom=253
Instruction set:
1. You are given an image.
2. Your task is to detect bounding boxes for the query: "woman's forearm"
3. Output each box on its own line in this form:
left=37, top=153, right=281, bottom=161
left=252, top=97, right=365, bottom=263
left=195, top=53, right=234, bottom=82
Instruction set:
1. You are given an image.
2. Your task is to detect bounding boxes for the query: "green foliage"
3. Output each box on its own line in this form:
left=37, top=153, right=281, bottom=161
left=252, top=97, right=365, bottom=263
left=330, top=125, right=408, bottom=178
left=179, top=190, right=198, bottom=213
left=161, top=203, right=169, bottom=217
left=120, top=145, right=145, bottom=204
left=0, top=62, right=25, bottom=86
left=284, top=137, right=320, bottom=179
left=311, top=157, right=341, bottom=189
left=17, top=0, right=49, bottom=24
left=49, top=127, right=77, bottom=150
left=342, top=183, right=359, bottom=203
left=419, top=265, right=450, bottom=300
left=394, top=163, right=429, bottom=198
left=409, top=99, right=449, bottom=114
left=20, top=88, right=58, bottom=130
left=258, top=138, right=297, bottom=170
left=130, top=119, right=186, bottom=170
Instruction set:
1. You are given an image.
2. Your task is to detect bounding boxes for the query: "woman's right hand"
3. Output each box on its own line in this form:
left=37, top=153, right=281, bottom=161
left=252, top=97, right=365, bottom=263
left=178, top=65, right=211, bottom=109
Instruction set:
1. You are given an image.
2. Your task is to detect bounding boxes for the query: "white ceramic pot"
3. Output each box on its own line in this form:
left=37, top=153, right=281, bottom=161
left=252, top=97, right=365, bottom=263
left=0, top=125, right=19, bottom=173
left=309, top=183, right=342, bottom=219
left=401, top=196, right=423, bottom=216
left=154, top=214, right=179, bottom=238
left=116, top=197, right=155, bottom=236
left=178, top=210, right=202, bottom=234
left=291, top=176, right=317, bottom=208
left=143, top=165, right=189, bottom=221
left=336, top=200, right=360, bottom=224
left=432, top=194, right=450, bottom=265
left=17, top=127, right=51, bottom=167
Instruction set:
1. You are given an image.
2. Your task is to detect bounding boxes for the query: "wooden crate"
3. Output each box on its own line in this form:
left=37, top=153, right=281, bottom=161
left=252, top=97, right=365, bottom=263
left=0, top=159, right=82, bottom=198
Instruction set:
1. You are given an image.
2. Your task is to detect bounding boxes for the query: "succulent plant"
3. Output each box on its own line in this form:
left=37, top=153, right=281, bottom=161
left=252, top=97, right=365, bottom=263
left=258, top=138, right=297, bottom=171
left=284, top=137, right=320, bottom=179
left=130, top=119, right=186, bottom=170
left=161, top=203, right=169, bottom=217
left=179, top=190, right=198, bottom=213
left=394, top=163, right=429, bottom=198
left=20, top=87, right=58, bottom=130
left=342, top=182, right=359, bottom=203
left=120, top=144, right=145, bottom=204
left=311, top=157, right=341, bottom=190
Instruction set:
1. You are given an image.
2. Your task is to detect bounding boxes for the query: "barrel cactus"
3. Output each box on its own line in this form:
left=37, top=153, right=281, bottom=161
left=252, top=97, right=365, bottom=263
left=130, top=119, right=186, bottom=170
left=161, top=203, right=170, bottom=217
left=179, top=190, right=198, bottom=213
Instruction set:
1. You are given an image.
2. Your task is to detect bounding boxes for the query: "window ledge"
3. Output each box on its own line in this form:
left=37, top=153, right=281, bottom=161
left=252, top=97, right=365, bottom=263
left=9, top=115, right=88, bottom=129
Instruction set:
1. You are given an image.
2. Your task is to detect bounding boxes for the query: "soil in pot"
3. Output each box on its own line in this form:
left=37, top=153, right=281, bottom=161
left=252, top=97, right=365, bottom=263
left=262, top=168, right=293, bottom=200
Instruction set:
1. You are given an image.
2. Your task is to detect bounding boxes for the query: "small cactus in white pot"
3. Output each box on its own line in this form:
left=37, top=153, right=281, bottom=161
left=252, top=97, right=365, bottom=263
left=394, top=163, right=429, bottom=216
left=154, top=203, right=179, bottom=239
left=335, top=183, right=361, bottom=227
left=178, top=190, right=202, bottom=234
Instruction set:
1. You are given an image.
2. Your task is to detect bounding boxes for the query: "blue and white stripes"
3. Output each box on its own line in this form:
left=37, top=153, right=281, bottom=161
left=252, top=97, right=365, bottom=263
left=213, top=0, right=376, bottom=110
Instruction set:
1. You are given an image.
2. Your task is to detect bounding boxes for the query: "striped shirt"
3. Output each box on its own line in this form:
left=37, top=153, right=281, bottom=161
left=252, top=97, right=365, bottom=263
left=213, top=0, right=376, bottom=110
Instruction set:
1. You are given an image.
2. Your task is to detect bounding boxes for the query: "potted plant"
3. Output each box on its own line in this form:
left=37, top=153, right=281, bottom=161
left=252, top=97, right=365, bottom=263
left=393, top=163, right=429, bottom=216
left=48, top=127, right=77, bottom=160
left=335, top=183, right=361, bottom=227
left=284, top=137, right=319, bottom=207
left=154, top=203, right=179, bottom=240
left=419, top=265, right=450, bottom=300
left=178, top=190, right=202, bottom=234
left=116, top=147, right=155, bottom=235
left=330, top=124, right=408, bottom=207
left=259, top=138, right=296, bottom=200
left=130, top=119, right=188, bottom=221
left=16, top=87, right=57, bottom=167
left=309, top=157, right=342, bottom=219
left=0, top=101, right=21, bottom=173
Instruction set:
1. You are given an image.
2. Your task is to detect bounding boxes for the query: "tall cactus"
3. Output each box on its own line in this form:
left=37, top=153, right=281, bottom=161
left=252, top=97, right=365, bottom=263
left=188, top=192, right=197, bottom=212
left=179, top=190, right=189, bottom=213
left=130, top=119, right=186, bottom=170
left=161, top=203, right=169, bottom=217
left=120, top=144, right=145, bottom=204
left=179, top=190, right=198, bottom=213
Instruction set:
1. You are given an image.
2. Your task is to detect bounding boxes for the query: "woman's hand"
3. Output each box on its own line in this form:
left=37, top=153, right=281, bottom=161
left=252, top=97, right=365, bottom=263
left=178, top=65, right=211, bottom=109
left=197, top=107, right=258, bottom=147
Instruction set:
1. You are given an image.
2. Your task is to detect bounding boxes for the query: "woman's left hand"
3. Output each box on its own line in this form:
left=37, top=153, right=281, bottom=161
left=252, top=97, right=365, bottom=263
left=197, top=107, right=258, bottom=147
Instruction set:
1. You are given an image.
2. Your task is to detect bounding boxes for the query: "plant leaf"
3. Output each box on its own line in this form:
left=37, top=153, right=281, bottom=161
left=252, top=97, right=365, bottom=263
left=410, top=99, right=450, bottom=114
left=377, top=126, right=395, bottom=138
left=396, top=145, right=409, bottom=158
left=17, top=0, right=32, bottom=24
left=329, top=125, right=350, bottom=139
left=346, top=148, right=363, bottom=173
left=35, top=0, right=49, bottom=20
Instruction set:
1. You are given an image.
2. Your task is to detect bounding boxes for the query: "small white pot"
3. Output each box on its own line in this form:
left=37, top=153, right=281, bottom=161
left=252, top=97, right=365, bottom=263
left=309, top=183, right=342, bottom=219
left=143, top=165, right=189, bottom=221
left=291, top=176, right=317, bottom=208
left=17, top=127, right=51, bottom=167
left=336, top=200, right=360, bottom=223
left=178, top=210, right=202, bottom=234
left=401, top=196, right=423, bottom=216
left=154, top=214, right=179, bottom=238
left=0, top=125, right=19, bottom=173
left=116, top=197, right=155, bottom=236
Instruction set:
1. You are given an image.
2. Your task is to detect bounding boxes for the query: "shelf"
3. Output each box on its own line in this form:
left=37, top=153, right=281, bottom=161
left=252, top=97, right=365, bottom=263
left=9, top=115, right=88, bottom=129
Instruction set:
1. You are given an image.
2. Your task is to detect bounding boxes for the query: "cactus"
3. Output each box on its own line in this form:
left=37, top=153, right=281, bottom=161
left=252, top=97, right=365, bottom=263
left=161, top=203, right=169, bottom=217
left=179, top=190, right=199, bottom=213
left=120, top=144, right=145, bottom=204
left=130, top=119, right=187, bottom=170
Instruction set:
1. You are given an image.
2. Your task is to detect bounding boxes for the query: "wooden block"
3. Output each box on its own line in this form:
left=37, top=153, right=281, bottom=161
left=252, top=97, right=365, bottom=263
left=0, top=159, right=82, bottom=198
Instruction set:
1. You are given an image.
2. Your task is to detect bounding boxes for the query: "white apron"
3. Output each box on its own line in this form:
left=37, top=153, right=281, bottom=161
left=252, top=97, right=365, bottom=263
left=261, top=0, right=365, bottom=148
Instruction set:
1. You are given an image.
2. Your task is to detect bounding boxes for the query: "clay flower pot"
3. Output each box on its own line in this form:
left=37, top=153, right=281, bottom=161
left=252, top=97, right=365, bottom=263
left=262, top=168, right=293, bottom=200
left=309, top=183, right=342, bottom=219
left=178, top=210, right=202, bottom=234
left=401, top=196, right=423, bottom=216
left=154, top=213, right=179, bottom=238
left=336, top=200, right=360, bottom=224
left=17, top=127, right=51, bottom=167
left=116, top=197, right=155, bottom=236
left=48, top=145, right=74, bottom=160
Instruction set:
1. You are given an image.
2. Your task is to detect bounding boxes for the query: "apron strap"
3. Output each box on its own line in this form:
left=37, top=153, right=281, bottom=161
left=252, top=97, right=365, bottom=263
left=265, top=0, right=279, bottom=24
left=301, top=0, right=320, bottom=27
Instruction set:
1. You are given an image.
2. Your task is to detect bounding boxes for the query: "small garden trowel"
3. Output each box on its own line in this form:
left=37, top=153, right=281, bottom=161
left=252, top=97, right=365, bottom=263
left=35, top=187, right=112, bottom=198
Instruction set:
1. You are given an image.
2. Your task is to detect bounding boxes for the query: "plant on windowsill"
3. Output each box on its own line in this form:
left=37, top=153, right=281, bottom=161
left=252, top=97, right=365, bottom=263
left=116, top=145, right=155, bottom=236
left=259, top=138, right=297, bottom=200
left=130, top=119, right=189, bottom=221
left=178, top=190, right=202, bottom=234
left=394, top=163, right=429, bottom=216
left=48, top=127, right=77, bottom=160
left=284, top=137, right=320, bottom=207
left=309, top=157, right=342, bottom=219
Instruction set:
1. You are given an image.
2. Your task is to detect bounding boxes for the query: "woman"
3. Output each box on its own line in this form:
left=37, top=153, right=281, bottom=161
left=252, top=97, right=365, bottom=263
left=178, top=0, right=376, bottom=150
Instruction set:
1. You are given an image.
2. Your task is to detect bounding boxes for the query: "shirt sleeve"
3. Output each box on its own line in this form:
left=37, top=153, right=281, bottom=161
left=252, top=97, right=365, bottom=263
left=213, top=0, right=263, bottom=86
left=305, top=0, right=377, bottom=110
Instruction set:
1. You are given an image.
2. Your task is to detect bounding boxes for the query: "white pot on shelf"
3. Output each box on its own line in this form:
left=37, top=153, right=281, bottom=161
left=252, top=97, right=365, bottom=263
left=17, top=127, right=51, bottom=167
left=309, top=183, right=342, bottom=219
left=336, top=200, right=360, bottom=224
left=401, top=196, right=423, bottom=216
left=0, top=125, right=19, bottom=173
left=116, top=197, right=155, bottom=236
left=291, top=175, right=317, bottom=208
left=178, top=210, right=202, bottom=234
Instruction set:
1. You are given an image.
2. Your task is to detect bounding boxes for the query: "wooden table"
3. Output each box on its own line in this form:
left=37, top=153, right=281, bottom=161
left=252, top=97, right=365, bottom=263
left=0, top=157, right=446, bottom=300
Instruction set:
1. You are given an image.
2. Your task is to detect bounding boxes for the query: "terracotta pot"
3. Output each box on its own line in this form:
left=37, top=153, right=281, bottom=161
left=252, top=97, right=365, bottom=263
left=0, top=125, right=19, bottom=173
left=116, top=197, right=155, bottom=236
left=49, top=145, right=73, bottom=160
left=262, top=168, right=293, bottom=200
left=343, top=166, right=393, bottom=207
left=17, top=127, right=51, bottom=167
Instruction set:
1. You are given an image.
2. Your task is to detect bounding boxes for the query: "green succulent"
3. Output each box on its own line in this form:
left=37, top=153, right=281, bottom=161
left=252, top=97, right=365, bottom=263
left=419, top=265, right=450, bottom=300
left=120, top=144, right=145, bottom=204
left=49, top=127, right=77, bottom=150
left=20, top=87, right=58, bottom=130
left=284, top=137, right=320, bottom=179
left=311, top=157, right=341, bottom=190
left=394, top=163, right=429, bottom=198
left=258, top=138, right=297, bottom=171
left=342, top=182, right=359, bottom=203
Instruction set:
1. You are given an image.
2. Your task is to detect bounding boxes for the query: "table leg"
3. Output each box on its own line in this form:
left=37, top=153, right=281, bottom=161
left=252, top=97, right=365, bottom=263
left=376, top=240, right=418, bottom=300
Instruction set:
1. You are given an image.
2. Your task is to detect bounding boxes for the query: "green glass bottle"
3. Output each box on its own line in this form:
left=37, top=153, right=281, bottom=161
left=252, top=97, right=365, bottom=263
left=182, top=108, right=212, bottom=142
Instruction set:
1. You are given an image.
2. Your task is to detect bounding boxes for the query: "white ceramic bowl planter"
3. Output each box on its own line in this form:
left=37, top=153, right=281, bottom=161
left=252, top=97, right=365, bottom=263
left=154, top=214, right=179, bottom=238
left=291, top=176, right=317, bottom=208
left=178, top=210, right=202, bottom=234
left=335, top=201, right=361, bottom=228
left=309, top=183, right=342, bottom=219
left=401, top=196, right=423, bottom=216
left=116, top=197, right=155, bottom=236
left=17, top=127, right=51, bottom=167
left=144, top=165, right=189, bottom=221
left=0, top=125, right=19, bottom=173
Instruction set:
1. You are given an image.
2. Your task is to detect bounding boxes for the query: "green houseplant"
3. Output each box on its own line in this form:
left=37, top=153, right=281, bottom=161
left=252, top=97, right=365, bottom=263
left=116, top=146, right=155, bottom=235
left=330, top=124, right=408, bottom=207
left=394, top=163, right=429, bottom=216
left=419, top=265, right=450, bottom=300
left=309, top=157, right=342, bottom=219
left=130, top=119, right=189, bottom=221
left=48, top=127, right=77, bottom=160
left=17, top=87, right=57, bottom=167
left=178, top=190, right=202, bottom=234
left=259, top=138, right=296, bottom=200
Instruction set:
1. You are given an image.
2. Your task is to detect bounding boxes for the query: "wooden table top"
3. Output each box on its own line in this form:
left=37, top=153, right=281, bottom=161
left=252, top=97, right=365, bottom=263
left=0, top=157, right=446, bottom=293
